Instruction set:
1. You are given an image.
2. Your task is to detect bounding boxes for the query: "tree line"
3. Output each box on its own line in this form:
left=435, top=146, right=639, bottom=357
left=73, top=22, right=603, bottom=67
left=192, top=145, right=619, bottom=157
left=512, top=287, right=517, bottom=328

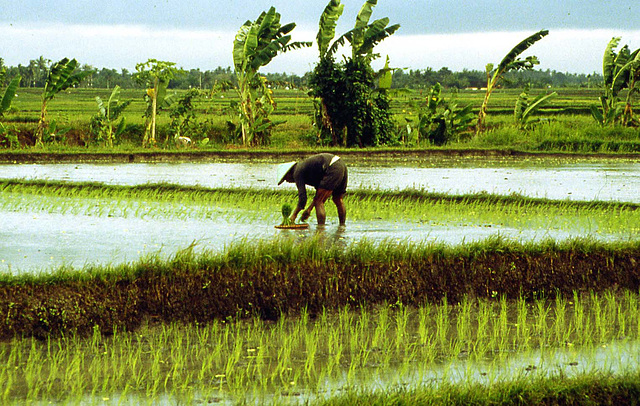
left=0, top=56, right=601, bottom=91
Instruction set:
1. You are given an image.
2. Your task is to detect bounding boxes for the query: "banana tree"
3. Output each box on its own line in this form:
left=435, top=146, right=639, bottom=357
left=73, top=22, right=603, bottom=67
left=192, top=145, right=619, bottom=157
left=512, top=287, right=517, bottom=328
left=0, top=75, right=21, bottom=117
left=514, top=84, right=557, bottom=129
left=310, top=0, right=400, bottom=146
left=591, top=37, right=640, bottom=126
left=412, top=83, right=475, bottom=145
left=318, top=0, right=399, bottom=60
left=36, top=58, right=93, bottom=145
left=623, top=57, right=640, bottom=126
left=233, top=7, right=310, bottom=146
left=476, top=30, right=549, bottom=133
left=134, top=59, right=181, bottom=146
left=91, top=85, right=131, bottom=147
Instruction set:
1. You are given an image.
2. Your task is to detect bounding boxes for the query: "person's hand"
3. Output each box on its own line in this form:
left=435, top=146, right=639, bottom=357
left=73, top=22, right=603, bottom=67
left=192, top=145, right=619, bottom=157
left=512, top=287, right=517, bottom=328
left=300, top=210, right=311, bottom=222
left=289, top=213, right=297, bottom=223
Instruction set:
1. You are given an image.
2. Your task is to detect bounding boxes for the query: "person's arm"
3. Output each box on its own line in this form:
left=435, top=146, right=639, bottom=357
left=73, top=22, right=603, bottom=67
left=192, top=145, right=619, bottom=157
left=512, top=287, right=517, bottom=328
left=301, top=189, right=332, bottom=222
left=299, top=201, right=315, bottom=222
left=289, top=179, right=308, bottom=222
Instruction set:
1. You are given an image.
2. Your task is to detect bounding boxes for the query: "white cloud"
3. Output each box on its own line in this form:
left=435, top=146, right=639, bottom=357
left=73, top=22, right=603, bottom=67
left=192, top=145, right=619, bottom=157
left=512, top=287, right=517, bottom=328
left=376, top=29, right=640, bottom=74
left=0, top=23, right=237, bottom=70
left=3, top=23, right=640, bottom=74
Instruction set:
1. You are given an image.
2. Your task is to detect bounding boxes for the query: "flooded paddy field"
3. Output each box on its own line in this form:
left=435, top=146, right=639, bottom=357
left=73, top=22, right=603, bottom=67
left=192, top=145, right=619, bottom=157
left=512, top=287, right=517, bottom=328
left=1, top=155, right=638, bottom=404
left=1, top=179, right=638, bottom=273
left=2, top=293, right=639, bottom=404
left=1, top=155, right=638, bottom=271
left=1, top=157, right=639, bottom=202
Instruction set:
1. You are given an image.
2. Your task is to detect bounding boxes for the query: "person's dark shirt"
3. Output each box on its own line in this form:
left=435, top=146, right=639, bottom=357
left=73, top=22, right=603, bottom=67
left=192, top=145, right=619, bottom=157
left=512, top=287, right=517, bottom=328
left=293, top=153, right=335, bottom=210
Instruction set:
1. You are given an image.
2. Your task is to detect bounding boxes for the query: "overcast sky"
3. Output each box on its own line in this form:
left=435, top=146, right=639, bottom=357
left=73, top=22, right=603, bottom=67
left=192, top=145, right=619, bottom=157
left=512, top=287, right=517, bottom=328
left=1, top=0, right=639, bottom=74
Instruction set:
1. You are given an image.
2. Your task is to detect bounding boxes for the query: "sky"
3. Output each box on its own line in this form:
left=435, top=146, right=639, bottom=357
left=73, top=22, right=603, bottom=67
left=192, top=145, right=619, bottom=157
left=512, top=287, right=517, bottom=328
left=1, top=0, right=640, bottom=75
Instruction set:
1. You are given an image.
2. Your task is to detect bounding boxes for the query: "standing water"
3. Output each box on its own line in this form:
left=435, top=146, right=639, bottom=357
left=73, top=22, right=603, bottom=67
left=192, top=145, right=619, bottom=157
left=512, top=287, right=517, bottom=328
left=1, top=160, right=639, bottom=202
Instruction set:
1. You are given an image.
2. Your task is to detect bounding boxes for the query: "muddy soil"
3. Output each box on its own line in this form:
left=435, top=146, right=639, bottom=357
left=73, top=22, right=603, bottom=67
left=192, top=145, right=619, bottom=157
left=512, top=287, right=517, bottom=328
left=1, top=149, right=639, bottom=165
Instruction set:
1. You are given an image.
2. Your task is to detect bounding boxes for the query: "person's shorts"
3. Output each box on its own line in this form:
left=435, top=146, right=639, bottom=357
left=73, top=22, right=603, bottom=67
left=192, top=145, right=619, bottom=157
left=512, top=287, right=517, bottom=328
left=318, top=159, right=348, bottom=195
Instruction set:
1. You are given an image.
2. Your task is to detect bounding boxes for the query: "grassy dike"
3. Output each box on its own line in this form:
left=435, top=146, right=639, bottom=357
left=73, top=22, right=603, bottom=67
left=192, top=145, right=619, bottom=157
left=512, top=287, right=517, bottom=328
left=1, top=237, right=639, bottom=340
left=319, top=372, right=640, bottom=406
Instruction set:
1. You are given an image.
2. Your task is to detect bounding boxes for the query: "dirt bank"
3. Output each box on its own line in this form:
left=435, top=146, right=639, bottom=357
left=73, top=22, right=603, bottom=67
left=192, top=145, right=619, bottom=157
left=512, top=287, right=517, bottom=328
left=1, top=244, right=638, bottom=340
left=1, top=148, right=639, bottom=164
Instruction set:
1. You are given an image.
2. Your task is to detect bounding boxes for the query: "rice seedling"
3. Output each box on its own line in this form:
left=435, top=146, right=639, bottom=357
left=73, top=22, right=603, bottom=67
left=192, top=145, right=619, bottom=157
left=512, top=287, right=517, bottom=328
left=1, top=289, right=639, bottom=404
left=2, top=179, right=639, bottom=236
left=2, top=233, right=639, bottom=342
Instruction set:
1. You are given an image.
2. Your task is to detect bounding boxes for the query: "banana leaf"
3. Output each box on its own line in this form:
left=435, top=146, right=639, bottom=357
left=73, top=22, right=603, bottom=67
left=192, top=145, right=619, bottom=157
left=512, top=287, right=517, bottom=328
left=43, top=58, right=92, bottom=101
left=317, top=0, right=344, bottom=57
left=233, top=23, right=252, bottom=70
left=360, top=19, right=400, bottom=56
left=496, top=30, right=548, bottom=74
left=355, top=0, right=377, bottom=30
left=378, top=56, right=393, bottom=89
left=1, top=75, right=21, bottom=115
left=602, top=37, right=621, bottom=86
left=522, top=91, right=557, bottom=122
left=256, top=7, right=278, bottom=41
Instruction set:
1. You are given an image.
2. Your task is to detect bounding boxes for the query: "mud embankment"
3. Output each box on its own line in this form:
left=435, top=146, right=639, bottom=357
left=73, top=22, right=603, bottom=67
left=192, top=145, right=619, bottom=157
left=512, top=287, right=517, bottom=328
left=1, top=244, right=638, bottom=340
left=1, top=149, right=639, bottom=164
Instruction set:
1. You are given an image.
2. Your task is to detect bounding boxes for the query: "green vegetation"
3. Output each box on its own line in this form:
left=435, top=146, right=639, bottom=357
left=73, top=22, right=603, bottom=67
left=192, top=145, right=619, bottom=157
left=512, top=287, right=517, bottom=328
left=280, top=203, right=294, bottom=225
left=0, top=74, right=20, bottom=117
left=36, top=58, right=93, bottom=145
left=1, top=85, right=639, bottom=153
left=322, top=372, right=640, bottom=405
left=1, top=179, right=638, bottom=235
left=89, top=85, right=131, bottom=147
left=4, top=10, right=636, bottom=152
left=591, top=37, right=640, bottom=127
left=514, top=83, right=557, bottom=129
left=409, top=82, right=475, bottom=145
left=1, top=234, right=639, bottom=339
left=1, top=289, right=639, bottom=403
left=309, top=0, right=399, bottom=147
left=232, top=7, right=310, bottom=146
left=477, top=30, right=549, bottom=133
left=133, top=59, right=182, bottom=146
left=0, top=7, right=638, bottom=406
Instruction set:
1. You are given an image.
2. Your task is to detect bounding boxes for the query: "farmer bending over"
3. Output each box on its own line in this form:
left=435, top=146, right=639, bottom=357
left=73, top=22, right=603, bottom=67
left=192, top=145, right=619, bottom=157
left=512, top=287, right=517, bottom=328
left=277, top=153, right=347, bottom=226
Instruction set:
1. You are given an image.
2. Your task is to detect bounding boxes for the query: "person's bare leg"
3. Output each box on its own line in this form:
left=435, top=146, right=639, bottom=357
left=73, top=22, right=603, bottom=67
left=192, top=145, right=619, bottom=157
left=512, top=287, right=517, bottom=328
left=333, top=193, right=346, bottom=226
left=314, top=189, right=333, bottom=225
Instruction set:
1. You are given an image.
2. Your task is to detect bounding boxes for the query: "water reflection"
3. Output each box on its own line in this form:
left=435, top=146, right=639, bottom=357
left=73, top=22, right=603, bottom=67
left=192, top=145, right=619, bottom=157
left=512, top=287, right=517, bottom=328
left=1, top=161, right=639, bottom=202
left=1, top=208, right=636, bottom=274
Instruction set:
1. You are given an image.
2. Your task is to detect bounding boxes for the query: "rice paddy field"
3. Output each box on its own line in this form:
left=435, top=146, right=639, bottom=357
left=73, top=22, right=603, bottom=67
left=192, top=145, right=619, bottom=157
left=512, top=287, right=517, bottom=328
left=0, top=157, right=639, bottom=271
left=1, top=84, right=639, bottom=404
left=2, top=86, right=640, bottom=152
left=0, top=151, right=639, bottom=404
left=2, top=292, right=640, bottom=404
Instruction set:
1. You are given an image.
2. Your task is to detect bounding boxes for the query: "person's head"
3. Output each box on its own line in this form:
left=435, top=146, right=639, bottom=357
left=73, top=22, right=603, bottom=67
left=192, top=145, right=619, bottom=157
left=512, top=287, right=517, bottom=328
left=283, top=168, right=295, bottom=183
left=277, top=161, right=297, bottom=185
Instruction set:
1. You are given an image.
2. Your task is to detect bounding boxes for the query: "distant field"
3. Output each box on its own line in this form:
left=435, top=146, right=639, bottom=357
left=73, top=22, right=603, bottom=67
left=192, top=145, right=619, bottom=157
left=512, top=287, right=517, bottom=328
left=7, top=86, right=600, bottom=120
left=2, top=86, right=639, bottom=152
